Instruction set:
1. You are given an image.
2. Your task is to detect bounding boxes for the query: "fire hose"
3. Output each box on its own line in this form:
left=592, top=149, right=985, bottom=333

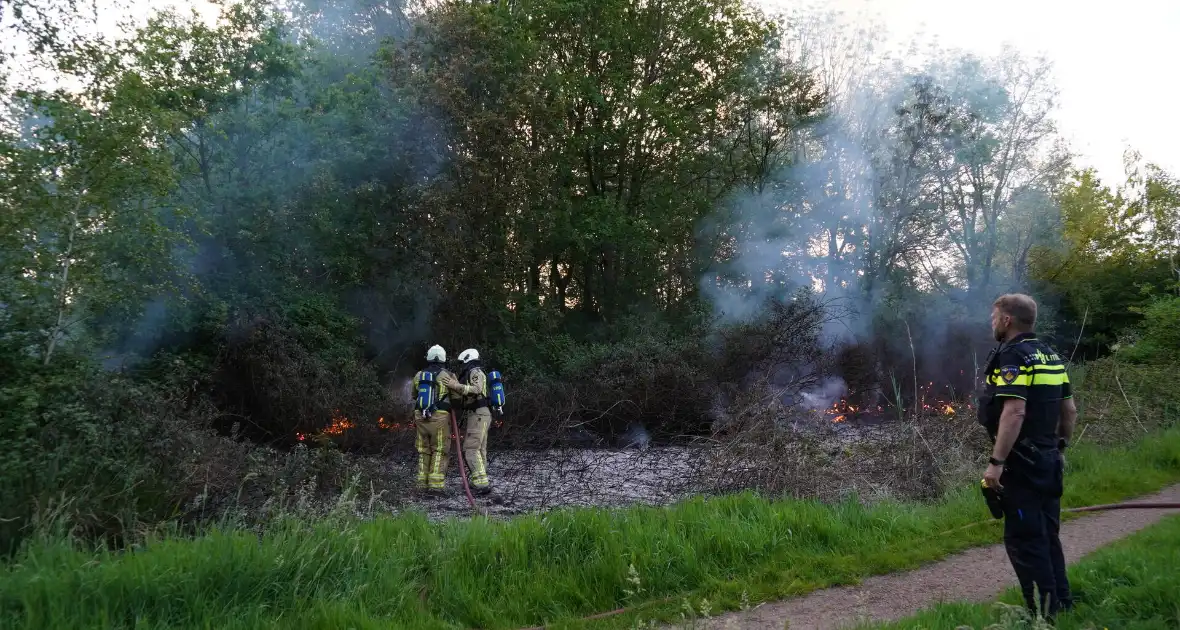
left=1066, top=501, right=1180, bottom=513
left=449, top=411, right=478, bottom=511
left=512, top=498, right=1180, bottom=630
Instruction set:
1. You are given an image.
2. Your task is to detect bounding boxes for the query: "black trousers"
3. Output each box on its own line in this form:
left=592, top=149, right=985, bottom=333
left=1001, top=453, right=1073, bottom=617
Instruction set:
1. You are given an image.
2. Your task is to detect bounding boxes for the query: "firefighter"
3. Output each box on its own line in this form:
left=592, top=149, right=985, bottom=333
left=977, top=293, right=1077, bottom=621
left=440, top=348, right=493, bottom=495
left=411, top=344, right=455, bottom=493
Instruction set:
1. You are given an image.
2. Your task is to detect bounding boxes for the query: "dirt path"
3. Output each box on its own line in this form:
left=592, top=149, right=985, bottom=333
left=694, top=483, right=1180, bottom=630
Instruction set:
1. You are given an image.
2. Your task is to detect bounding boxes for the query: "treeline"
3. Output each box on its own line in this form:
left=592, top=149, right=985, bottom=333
left=0, top=0, right=1177, bottom=549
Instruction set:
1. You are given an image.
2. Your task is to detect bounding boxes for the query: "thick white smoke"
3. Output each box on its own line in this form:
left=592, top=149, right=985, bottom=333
left=799, top=376, right=848, bottom=411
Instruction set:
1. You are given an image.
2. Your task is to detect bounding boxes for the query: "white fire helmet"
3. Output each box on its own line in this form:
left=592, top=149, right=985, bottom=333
left=426, top=344, right=446, bottom=362
left=458, top=348, right=480, bottom=364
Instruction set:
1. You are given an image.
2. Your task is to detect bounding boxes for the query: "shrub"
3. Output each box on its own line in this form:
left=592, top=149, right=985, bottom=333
left=1117, top=295, right=1180, bottom=365
left=210, top=297, right=390, bottom=449
left=0, top=351, right=241, bottom=554
left=487, top=292, right=836, bottom=448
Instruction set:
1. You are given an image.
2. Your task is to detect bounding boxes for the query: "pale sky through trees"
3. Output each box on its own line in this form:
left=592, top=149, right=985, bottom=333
left=761, top=0, right=1180, bottom=188
left=8, top=0, right=1179, bottom=187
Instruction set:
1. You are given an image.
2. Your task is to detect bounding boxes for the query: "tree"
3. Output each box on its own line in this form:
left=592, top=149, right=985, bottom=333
left=1028, top=168, right=1169, bottom=354
left=395, top=0, right=818, bottom=339
left=2, top=51, right=184, bottom=364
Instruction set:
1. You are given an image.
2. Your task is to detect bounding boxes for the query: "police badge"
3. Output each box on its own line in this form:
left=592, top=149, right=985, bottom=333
left=999, top=365, right=1020, bottom=384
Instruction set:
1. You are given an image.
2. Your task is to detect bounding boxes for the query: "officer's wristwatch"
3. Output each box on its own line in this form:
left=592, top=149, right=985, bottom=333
left=989, top=457, right=1005, bottom=466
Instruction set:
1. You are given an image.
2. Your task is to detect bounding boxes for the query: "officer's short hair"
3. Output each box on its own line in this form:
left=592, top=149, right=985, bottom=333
left=993, top=293, right=1037, bottom=330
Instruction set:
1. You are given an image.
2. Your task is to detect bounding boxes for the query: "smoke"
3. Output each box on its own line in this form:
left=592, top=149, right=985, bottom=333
left=694, top=9, right=1064, bottom=410
left=394, top=376, right=413, bottom=403
left=701, top=15, right=1056, bottom=322
left=799, top=376, right=847, bottom=411
left=619, top=422, right=651, bottom=450
left=98, top=297, right=170, bottom=372
left=347, top=283, right=439, bottom=373
left=283, top=0, right=412, bottom=58
left=91, top=0, right=450, bottom=369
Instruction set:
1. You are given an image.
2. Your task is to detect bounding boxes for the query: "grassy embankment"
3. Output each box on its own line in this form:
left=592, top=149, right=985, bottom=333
left=2, top=360, right=1179, bottom=630
left=859, top=514, right=1180, bottom=630
left=4, top=430, right=1179, bottom=630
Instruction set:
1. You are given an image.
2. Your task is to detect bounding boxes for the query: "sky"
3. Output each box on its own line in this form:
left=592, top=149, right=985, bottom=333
left=760, top=0, right=1180, bottom=187
left=7, top=0, right=1178, bottom=187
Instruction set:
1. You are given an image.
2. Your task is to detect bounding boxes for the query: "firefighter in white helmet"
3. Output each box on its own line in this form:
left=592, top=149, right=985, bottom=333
left=411, top=344, right=456, bottom=493
left=441, top=348, right=493, bottom=495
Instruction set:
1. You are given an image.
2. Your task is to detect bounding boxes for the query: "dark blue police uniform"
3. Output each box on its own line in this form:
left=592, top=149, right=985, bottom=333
left=978, top=332, right=1074, bottom=618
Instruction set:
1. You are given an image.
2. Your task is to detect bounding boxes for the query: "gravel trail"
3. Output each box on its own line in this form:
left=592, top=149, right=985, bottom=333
left=693, top=483, right=1180, bottom=630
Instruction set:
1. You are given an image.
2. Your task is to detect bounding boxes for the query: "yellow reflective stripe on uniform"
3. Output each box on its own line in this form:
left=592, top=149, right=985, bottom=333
left=991, top=364, right=1065, bottom=374
left=1031, top=371, right=1069, bottom=385
left=415, top=432, right=427, bottom=482
left=988, top=366, right=1071, bottom=388
left=471, top=450, right=487, bottom=485
left=989, top=365, right=1069, bottom=386
left=1023, top=365, right=1065, bottom=373
left=988, top=373, right=1032, bottom=386
left=432, top=431, right=445, bottom=477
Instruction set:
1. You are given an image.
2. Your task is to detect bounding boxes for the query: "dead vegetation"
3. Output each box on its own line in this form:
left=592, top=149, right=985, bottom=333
left=21, top=292, right=1172, bottom=549
left=178, top=295, right=1011, bottom=527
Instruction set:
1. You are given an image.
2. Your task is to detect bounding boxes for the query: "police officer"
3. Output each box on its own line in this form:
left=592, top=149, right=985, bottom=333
left=978, top=293, right=1078, bottom=622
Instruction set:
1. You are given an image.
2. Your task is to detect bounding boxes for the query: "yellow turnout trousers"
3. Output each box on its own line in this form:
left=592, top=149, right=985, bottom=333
left=462, top=407, right=492, bottom=488
left=415, top=412, right=450, bottom=490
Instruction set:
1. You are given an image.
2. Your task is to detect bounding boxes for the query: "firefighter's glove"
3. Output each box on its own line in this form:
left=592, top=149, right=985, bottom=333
left=980, top=479, right=1004, bottom=519
left=439, top=373, right=462, bottom=391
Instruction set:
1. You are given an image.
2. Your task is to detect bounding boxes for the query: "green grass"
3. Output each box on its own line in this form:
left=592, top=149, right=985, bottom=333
left=858, top=514, right=1180, bottom=630
left=3, top=429, right=1180, bottom=630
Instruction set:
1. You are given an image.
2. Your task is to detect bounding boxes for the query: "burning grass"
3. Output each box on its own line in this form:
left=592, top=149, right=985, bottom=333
left=170, top=352, right=1177, bottom=534
left=4, top=428, right=1180, bottom=630
left=238, top=393, right=985, bottom=525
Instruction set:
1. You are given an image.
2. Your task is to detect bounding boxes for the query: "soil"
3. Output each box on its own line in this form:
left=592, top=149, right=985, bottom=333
left=691, top=483, right=1180, bottom=630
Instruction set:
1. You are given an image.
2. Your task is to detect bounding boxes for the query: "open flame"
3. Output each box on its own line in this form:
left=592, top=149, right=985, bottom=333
left=378, top=416, right=412, bottom=431
left=297, top=410, right=414, bottom=442
left=821, top=381, right=964, bottom=423
left=324, top=411, right=355, bottom=435
left=826, top=399, right=882, bottom=423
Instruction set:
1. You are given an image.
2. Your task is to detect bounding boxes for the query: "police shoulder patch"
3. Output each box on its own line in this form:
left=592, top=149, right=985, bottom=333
left=999, top=365, right=1020, bottom=384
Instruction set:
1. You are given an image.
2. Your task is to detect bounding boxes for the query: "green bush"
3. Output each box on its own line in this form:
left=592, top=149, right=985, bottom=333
left=0, top=290, right=395, bottom=553
left=0, top=352, right=240, bottom=555
left=209, top=293, right=392, bottom=449
left=1117, top=295, right=1180, bottom=365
